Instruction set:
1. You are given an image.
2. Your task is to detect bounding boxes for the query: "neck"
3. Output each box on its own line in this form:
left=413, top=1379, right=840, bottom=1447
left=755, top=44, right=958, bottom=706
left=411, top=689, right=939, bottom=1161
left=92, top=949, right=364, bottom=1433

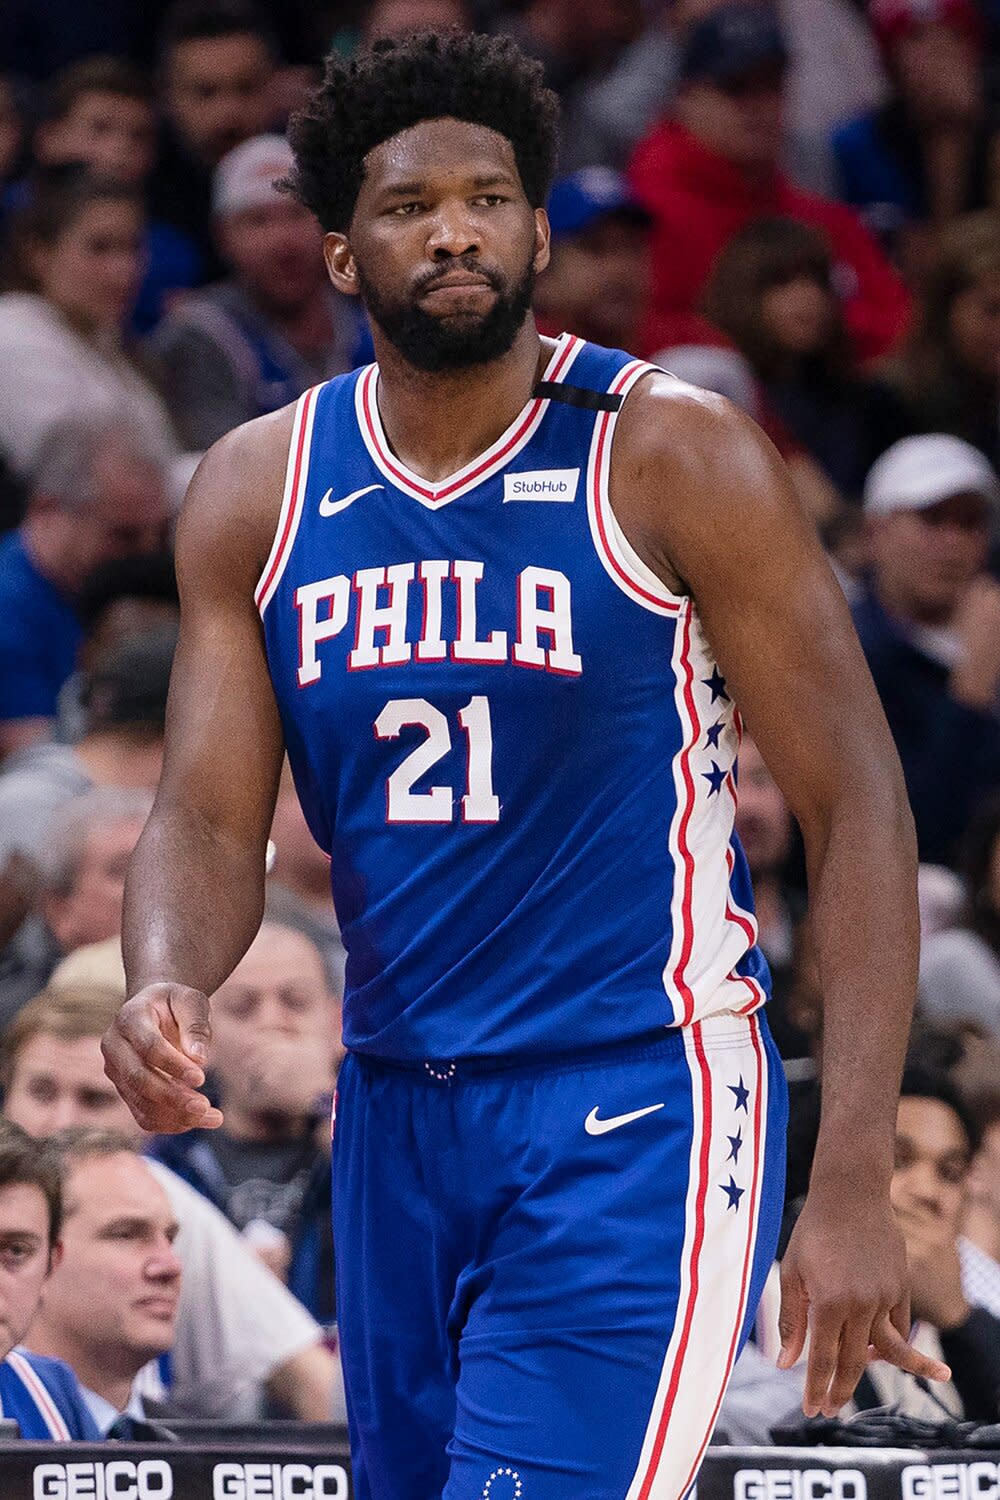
left=221, top=1101, right=311, bottom=1143
left=25, top=1325, right=135, bottom=1414
left=372, top=319, right=546, bottom=483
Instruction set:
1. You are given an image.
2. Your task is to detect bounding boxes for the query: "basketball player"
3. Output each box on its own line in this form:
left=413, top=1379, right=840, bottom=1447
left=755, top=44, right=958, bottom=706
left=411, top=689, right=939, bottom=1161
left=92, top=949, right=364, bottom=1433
left=103, top=32, right=947, bottom=1500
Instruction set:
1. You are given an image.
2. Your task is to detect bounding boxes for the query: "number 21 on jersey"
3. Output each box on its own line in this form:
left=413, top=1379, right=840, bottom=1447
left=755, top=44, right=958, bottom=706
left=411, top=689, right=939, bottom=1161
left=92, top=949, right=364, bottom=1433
left=374, top=696, right=500, bottom=824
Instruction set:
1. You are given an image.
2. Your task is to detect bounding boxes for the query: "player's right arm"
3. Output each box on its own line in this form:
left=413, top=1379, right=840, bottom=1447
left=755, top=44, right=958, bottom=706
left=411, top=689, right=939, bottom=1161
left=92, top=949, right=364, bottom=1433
left=102, top=408, right=294, bottom=1134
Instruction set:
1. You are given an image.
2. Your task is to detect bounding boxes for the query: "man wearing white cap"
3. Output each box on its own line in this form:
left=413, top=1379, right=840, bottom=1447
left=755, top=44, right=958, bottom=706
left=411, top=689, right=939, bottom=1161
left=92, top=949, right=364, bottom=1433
left=149, top=134, right=365, bottom=451
left=853, top=433, right=1000, bottom=865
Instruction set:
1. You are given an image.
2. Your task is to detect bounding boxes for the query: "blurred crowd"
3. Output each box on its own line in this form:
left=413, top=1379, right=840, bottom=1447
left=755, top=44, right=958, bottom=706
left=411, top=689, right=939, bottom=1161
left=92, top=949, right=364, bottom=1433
left=1, top=0, right=1000, bottom=1447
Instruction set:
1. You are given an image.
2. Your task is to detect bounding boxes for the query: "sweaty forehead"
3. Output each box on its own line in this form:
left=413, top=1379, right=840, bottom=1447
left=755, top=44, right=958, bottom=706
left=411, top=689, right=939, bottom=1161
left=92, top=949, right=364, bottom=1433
left=359, top=118, right=522, bottom=199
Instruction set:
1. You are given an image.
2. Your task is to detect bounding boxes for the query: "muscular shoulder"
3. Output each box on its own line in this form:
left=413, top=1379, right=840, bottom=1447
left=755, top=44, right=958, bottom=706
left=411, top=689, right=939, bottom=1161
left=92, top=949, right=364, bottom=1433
left=175, top=402, right=297, bottom=598
left=612, top=371, right=796, bottom=589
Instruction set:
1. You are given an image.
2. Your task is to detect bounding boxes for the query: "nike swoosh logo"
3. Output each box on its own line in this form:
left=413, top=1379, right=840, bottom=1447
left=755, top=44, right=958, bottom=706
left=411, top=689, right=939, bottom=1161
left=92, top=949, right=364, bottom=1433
left=584, top=1103, right=665, bottom=1136
left=319, top=483, right=384, bottom=516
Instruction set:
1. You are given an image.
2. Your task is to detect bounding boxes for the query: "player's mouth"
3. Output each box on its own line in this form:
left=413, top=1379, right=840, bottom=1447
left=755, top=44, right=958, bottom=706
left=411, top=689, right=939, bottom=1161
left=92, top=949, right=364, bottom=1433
left=418, top=273, right=498, bottom=309
left=419, top=279, right=497, bottom=307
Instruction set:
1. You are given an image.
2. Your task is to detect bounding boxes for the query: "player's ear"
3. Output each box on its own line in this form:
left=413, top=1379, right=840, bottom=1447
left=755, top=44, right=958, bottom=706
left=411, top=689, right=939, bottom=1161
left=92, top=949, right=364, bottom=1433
left=324, top=233, right=360, bottom=297
left=533, top=208, right=551, bottom=276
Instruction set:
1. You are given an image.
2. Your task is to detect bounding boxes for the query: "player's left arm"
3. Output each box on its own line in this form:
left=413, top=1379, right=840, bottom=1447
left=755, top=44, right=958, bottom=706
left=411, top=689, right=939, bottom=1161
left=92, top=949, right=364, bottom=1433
left=613, top=375, right=949, bottom=1417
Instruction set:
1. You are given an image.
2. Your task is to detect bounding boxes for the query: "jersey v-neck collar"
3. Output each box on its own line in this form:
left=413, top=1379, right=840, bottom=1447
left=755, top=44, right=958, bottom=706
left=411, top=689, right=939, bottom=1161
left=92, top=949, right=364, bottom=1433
left=354, top=331, right=583, bottom=508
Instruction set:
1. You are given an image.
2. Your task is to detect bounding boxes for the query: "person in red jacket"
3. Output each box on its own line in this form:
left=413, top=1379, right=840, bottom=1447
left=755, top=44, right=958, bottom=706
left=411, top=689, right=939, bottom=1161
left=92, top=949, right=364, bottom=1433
left=628, top=2, right=910, bottom=362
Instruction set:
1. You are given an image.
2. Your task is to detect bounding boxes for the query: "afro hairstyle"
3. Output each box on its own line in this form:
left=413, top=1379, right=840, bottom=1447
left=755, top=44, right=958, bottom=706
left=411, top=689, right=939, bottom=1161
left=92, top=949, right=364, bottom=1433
left=283, top=30, right=560, bottom=233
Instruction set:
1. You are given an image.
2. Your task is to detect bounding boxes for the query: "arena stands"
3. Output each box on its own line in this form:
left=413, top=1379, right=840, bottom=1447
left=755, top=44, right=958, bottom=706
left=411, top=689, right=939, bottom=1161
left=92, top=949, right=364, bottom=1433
left=0, top=0, right=999, bottom=1485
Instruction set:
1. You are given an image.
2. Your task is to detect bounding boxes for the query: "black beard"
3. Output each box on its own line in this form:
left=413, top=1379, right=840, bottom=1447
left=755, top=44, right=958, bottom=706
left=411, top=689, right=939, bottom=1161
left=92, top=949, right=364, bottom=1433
left=356, top=257, right=535, bottom=373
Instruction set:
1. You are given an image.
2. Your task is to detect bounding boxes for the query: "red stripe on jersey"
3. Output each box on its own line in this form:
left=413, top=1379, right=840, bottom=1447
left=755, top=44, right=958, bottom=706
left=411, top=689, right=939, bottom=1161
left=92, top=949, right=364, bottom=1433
left=674, top=1018, right=766, bottom=1498
left=255, top=385, right=316, bottom=610
left=591, top=363, right=681, bottom=614
left=671, top=605, right=701, bottom=1024
left=634, top=1022, right=713, bottom=1500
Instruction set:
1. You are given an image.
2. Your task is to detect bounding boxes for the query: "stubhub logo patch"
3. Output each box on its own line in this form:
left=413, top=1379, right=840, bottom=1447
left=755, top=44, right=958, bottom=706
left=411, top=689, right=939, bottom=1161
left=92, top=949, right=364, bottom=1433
left=503, top=468, right=579, bottom=502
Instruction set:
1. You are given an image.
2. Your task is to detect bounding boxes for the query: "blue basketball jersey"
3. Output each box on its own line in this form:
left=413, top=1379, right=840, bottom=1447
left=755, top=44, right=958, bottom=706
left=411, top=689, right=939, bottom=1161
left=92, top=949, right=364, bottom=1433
left=258, top=333, right=770, bottom=1061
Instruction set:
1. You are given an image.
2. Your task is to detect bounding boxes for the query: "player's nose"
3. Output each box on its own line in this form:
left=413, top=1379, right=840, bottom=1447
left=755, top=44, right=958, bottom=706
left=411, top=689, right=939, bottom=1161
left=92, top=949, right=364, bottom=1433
left=425, top=205, right=480, bottom=259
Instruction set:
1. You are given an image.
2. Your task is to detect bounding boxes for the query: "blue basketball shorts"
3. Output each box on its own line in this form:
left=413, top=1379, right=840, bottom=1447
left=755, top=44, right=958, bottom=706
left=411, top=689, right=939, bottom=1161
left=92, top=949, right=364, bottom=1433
left=332, top=1011, right=788, bottom=1500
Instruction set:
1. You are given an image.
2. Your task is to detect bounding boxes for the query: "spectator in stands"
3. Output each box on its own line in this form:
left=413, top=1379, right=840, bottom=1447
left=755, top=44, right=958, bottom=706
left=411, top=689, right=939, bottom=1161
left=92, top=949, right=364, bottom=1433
left=833, top=0, right=997, bottom=273
left=534, top=167, right=653, bottom=355
left=966, top=1094, right=1000, bottom=1292
left=150, top=135, right=362, bottom=450
left=863, top=1066, right=1000, bottom=1419
left=879, top=211, right=1000, bottom=472
left=0, top=787, right=150, bottom=1023
left=501, top=0, right=644, bottom=102
left=853, top=435, right=1000, bottom=866
left=702, top=215, right=909, bottom=499
left=752, top=1063, right=1000, bottom=1422
left=30, top=57, right=202, bottom=331
left=2, top=984, right=345, bottom=1421
left=0, top=1120, right=98, bottom=1438
left=0, top=169, right=181, bottom=482
left=0, top=419, right=172, bottom=757
left=553, top=2, right=684, bottom=175
left=60, top=552, right=179, bottom=739
left=26, top=1130, right=182, bottom=1434
left=2, top=987, right=141, bottom=1137
left=0, top=628, right=173, bottom=951
left=34, top=57, right=157, bottom=189
left=920, top=796, right=1000, bottom=1042
left=149, top=0, right=279, bottom=275
left=149, top=921, right=339, bottom=1321
left=627, top=3, right=909, bottom=361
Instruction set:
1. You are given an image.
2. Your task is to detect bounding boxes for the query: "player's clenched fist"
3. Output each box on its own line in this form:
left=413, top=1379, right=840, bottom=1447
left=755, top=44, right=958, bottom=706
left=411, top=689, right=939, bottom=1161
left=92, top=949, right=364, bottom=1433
left=101, top=984, right=223, bottom=1134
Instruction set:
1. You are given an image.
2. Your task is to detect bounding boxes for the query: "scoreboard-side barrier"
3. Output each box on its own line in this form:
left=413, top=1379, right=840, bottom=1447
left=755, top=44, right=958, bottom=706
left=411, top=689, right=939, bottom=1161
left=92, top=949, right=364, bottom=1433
left=5, top=1440, right=1000, bottom=1499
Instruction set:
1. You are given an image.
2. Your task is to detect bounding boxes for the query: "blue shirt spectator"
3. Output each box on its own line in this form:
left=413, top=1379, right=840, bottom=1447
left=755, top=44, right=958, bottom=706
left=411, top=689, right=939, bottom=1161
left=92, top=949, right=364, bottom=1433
left=852, top=435, right=1000, bottom=866
left=0, top=417, right=171, bottom=758
left=147, top=921, right=341, bottom=1325
left=0, top=530, right=81, bottom=732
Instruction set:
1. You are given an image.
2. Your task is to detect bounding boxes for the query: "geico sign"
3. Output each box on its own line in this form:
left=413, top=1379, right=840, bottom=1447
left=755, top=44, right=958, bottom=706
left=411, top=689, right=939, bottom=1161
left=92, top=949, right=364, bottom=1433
left=212, top=1462, right=350, bottom=1498
left=735, top=1470, right=868, bottom=1500
left=33, top=1460, right=173, bottom=1498
left=903, top=1464, right=1000, bottom=1500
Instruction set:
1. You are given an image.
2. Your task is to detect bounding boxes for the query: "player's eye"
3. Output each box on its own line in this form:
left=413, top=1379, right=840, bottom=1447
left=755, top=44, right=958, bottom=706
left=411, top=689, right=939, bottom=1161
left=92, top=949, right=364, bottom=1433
left=473, top=195, right=506, bottom=207
left=390, top=202, right=423, bottom=216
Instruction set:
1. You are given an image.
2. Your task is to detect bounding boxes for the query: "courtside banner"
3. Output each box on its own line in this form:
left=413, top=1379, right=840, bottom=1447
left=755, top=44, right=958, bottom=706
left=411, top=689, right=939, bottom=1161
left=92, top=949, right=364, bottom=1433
left=1, top=1443, right=353, bottom=1498
left=700, top=1447, right=1000, bottom=1500
left=8, top=1444, right=1000, bottom=1498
